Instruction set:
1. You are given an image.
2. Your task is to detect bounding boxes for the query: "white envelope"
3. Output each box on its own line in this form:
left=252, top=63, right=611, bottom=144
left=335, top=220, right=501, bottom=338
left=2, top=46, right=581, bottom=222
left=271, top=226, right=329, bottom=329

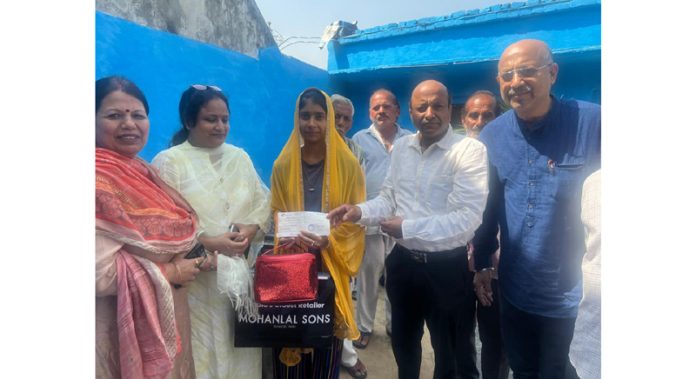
left=276, top=211, right=330, bottom=238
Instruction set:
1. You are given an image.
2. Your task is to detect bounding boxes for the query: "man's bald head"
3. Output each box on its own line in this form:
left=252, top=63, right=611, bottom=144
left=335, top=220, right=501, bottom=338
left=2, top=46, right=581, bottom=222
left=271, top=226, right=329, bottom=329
left=497, top=39, right=558, bottom=122
left=409, top=80, right=452, bottom=149
left=410, top=80, right=451, bottom=107
left=500, top=39, right=554, bottom=68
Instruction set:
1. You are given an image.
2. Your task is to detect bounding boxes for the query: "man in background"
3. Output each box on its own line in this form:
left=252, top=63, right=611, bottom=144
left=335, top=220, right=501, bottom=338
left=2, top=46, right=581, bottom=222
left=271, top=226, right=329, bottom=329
left=461, top=90, right=509, bottom=379
left=350, top=89, right=412, bottom=349
left=569, top=169, right=601, bottom=378
left=460, top=90, right=500, bottom=138
left=331, top=94, right=368, bottom=379
left=331, top=94, right=365, bottom=167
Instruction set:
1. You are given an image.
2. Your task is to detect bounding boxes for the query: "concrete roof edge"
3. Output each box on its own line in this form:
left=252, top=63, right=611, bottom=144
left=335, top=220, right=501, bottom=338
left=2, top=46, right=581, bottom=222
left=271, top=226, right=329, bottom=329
left=335, top=0, right=600, bottom=45
left=327, top=45, right=601, bottom=76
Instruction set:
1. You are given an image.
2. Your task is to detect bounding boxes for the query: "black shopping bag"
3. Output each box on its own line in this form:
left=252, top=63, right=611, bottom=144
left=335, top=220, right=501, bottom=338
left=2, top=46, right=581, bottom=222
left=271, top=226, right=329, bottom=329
left=234, top=273, right=335, bottom=348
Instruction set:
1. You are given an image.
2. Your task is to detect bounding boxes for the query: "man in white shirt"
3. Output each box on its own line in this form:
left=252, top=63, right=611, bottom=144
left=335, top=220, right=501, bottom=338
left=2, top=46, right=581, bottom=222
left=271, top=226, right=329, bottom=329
left=568, top=169, right=601, bottom=379
left=350, top=89, right=412, bottom=349
left=329, top=80, right=489, bottom=379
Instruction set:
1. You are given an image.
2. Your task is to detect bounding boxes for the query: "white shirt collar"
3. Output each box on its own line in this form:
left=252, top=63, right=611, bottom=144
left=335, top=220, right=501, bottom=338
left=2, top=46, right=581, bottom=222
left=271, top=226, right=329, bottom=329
left=408, top=125, right=457, bottom=151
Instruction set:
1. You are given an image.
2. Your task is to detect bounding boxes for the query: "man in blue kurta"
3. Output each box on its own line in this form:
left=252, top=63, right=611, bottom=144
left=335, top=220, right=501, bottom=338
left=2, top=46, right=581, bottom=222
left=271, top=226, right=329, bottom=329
left=472, top=39, right=600, bottom=379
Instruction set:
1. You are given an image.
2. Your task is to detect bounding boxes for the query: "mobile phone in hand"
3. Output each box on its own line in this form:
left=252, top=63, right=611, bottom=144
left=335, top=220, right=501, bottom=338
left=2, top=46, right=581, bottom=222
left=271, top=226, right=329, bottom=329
left=231, top=225, right=246, bottom=242
left=175, top=243, right=205, bottom=289
left=185, top=243, right=206, bottom=259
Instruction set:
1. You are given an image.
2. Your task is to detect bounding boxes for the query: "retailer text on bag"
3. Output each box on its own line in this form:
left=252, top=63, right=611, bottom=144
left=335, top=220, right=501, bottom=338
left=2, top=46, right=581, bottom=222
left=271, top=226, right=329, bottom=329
left=235, top=273, right=335, bottom=348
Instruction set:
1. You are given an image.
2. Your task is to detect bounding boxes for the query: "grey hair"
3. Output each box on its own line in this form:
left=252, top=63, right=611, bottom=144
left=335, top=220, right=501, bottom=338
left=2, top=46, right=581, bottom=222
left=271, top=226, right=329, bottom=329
left=371, top=88, right=400, bottom=109
left=465, top=90, right=501, bottom=116
left=330, top=94, right=355, bottom=116
left=468, top=90, right=497, bottom=100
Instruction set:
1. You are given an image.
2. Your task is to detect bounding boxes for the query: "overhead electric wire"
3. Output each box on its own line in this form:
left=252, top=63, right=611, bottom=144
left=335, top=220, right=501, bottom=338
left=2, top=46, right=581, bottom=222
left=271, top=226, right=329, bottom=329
left=280, top=40, right=323, bottom=50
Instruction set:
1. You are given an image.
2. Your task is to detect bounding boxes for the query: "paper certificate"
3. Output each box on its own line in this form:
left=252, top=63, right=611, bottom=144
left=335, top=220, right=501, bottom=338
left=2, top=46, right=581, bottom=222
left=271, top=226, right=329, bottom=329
left=276, top=211, right=330, bottom=237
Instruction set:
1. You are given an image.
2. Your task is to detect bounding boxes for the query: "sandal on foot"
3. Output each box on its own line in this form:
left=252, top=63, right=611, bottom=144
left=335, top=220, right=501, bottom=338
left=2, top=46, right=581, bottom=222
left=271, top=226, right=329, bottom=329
left=352, top=331, right=371, bottom=349
left=346, top=358, right=368, bottom=379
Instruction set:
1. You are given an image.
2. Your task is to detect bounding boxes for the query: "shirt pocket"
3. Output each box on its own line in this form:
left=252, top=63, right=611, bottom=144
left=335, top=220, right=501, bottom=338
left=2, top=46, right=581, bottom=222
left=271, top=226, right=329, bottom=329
left=428, top=175, right=453, bottom=211
left=553, top=161, right=585, bottom=202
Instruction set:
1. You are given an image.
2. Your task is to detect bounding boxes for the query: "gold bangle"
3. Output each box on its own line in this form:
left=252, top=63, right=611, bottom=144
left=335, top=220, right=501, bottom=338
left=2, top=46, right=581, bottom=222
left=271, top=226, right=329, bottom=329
left=173, top=261, right=182, bottom=283
left=196, top=254, right=207, bottom=269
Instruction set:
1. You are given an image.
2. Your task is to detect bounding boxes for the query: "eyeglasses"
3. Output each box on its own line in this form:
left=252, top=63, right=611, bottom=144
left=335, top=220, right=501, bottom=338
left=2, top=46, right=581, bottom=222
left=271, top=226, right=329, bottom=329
left=498, top=63, right=552, bottom=82
left=191, top=84, right=222, bottom=92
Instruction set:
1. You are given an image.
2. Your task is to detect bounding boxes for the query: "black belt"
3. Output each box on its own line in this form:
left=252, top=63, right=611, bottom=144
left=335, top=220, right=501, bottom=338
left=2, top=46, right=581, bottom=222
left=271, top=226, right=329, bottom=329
left=396, top=244, right=468, bottom=263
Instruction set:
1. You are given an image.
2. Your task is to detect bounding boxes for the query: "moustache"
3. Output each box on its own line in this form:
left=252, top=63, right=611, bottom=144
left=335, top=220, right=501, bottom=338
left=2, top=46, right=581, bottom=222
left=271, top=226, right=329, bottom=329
left=508, top=84, right=532, bottom=97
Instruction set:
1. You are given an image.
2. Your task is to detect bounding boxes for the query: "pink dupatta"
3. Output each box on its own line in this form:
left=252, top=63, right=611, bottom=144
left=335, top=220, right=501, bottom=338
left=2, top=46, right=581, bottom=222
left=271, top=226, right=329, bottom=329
left=96, top=148, right=197, bottom=378
left=116, top=251, right=181, bottom=379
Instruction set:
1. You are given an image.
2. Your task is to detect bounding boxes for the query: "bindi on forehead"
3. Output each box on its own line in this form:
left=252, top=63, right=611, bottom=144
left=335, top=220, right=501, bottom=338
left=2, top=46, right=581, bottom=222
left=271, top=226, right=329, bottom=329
left=104, top=107, right=132, bottom=113
left=104, top=101, right=145, bottom=112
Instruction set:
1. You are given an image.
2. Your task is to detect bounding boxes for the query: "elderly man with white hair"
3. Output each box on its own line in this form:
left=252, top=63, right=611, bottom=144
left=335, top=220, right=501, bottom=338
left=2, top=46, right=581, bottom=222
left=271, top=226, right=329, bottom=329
left=331, top=94, right=365, bottom=167
left=330, top=93, right=368, bottom=379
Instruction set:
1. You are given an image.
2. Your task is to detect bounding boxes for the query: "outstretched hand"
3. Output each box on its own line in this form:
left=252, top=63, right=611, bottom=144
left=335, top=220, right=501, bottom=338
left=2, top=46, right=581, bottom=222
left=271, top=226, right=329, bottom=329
left=327, top=204, right=362, bottom=227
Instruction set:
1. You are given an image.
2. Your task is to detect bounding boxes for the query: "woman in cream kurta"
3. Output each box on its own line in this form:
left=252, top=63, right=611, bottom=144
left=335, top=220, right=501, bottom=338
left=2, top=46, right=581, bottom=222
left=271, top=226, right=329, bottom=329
left=152, top=85, right=271, bottom=379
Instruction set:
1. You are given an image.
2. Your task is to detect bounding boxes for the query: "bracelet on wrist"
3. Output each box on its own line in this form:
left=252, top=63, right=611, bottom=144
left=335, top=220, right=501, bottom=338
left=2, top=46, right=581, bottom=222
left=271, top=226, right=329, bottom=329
left=173, top=261, right=183, bottom=283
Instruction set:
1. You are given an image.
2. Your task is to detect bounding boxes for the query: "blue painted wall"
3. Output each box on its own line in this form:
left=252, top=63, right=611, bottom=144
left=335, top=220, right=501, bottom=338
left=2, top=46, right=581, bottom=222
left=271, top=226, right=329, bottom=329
left=96, top=11, right=329, bottom=184
left=97, top=0, right=601, bottom=177
left=327, top=0, right=601, bottom=134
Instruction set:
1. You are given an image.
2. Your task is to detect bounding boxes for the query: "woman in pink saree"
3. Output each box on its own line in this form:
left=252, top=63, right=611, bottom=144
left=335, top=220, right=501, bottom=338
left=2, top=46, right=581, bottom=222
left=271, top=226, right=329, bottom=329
left=95, top=76, right=202, bottom=378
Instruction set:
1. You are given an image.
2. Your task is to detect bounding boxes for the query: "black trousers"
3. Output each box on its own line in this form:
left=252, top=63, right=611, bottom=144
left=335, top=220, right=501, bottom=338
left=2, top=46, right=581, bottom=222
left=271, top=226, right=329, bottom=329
left=500, top=294, right=578, bottom=379
left=385, top=244, right=479, bottom=379
left=474, top=279, right=510, bottom=379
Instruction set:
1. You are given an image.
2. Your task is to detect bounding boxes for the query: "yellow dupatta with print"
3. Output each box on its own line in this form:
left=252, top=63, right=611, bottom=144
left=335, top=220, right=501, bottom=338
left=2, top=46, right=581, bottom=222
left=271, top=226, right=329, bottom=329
left=270, top=89, right=366, bottom=348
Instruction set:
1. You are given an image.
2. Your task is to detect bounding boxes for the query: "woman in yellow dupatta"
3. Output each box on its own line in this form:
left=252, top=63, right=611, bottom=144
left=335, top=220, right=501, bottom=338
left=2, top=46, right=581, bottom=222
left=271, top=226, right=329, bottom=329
left=270, top=88, right=366, bottom=378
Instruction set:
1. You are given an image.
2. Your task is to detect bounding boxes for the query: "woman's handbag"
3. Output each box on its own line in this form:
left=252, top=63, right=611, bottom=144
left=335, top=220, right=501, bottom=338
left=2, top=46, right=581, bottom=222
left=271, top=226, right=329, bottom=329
left=235, top=273, right=335, bottom=348
left=254, top=244, right=318, bottom=304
